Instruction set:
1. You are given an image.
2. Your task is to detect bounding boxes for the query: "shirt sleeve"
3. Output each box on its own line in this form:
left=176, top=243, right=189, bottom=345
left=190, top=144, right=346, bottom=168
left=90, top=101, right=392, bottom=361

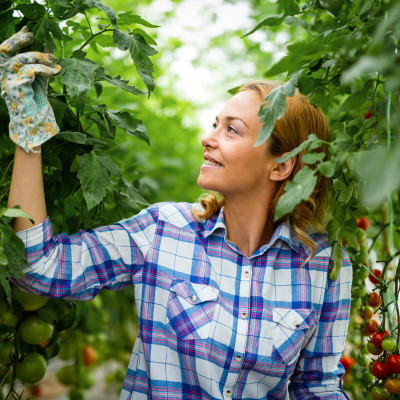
left=12, top=205, right=159, bottom=301
left=288, top=246, right=353, bottom=399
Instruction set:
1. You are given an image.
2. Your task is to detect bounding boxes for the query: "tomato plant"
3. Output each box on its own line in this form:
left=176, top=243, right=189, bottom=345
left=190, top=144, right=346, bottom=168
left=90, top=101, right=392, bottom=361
left=15, top=352, right=47, bottom=384
left=18, top=314, right=54, bottom=345
left=384, top=378, right=400, bottom=395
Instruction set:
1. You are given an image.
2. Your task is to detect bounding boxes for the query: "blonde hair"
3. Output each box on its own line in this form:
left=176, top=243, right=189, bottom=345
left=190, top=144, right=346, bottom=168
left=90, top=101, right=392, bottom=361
left=192, top=81, right=331, bottom=266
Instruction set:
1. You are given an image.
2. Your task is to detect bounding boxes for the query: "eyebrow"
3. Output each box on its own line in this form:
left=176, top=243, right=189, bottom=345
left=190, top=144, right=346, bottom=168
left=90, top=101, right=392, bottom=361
left=215, top=115, right=248, bottom=128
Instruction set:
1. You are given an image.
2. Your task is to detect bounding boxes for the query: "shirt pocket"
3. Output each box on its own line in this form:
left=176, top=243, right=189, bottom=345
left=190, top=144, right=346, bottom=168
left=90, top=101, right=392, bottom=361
left=166, top=277, right=219, bottom=340
left=271, top=307, right=316, bottom=365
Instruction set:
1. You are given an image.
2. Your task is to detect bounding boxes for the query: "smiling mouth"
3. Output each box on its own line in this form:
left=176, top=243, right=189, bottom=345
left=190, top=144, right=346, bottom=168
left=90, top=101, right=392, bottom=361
left=204, top=159, right=222, bottom=166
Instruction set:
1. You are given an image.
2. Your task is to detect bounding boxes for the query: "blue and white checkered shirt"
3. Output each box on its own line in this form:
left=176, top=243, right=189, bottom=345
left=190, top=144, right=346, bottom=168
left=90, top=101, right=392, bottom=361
left=15, top=202, right=352, bottom=399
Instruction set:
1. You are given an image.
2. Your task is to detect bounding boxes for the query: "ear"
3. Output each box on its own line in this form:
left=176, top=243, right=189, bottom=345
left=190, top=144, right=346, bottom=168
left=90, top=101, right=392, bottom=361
left=268, top=153, right=297, bottom=182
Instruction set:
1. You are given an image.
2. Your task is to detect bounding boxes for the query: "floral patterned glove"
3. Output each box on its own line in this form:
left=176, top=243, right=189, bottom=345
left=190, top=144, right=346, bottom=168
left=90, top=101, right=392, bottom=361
left=0, top=26, right=61, bottom=153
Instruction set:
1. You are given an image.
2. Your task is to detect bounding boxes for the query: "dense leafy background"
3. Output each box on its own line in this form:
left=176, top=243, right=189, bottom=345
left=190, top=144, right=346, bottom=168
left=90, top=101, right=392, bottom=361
left=0, top=0, right=399, bottom=399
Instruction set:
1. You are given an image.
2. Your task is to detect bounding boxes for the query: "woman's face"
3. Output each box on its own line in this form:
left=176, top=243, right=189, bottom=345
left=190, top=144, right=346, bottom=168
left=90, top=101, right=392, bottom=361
left=197, top=90, right=277, bottom=199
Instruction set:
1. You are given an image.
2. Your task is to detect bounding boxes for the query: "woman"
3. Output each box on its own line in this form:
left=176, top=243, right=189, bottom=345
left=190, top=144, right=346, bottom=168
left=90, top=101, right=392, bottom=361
left=4, top=29, right=352, bottom=399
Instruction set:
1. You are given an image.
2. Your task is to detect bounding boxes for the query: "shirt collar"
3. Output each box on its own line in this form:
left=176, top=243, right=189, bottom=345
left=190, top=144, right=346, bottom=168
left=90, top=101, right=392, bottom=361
left=203, top=206, right=301, bottom=254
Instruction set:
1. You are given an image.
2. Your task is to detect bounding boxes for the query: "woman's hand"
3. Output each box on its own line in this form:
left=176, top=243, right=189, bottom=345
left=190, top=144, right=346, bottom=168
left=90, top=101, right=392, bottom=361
left=0, top=26, right=61, bottom=153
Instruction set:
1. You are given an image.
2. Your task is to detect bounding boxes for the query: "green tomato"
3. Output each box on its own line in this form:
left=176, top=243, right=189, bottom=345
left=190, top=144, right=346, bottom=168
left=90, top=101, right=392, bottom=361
left=351, top=297, right=362, bottom=310
left=370, top=387, right=390, bottom=400
left=18, top=315, right=54, bottom=345
left=0, top=308, right=18, bottom=327
left=15, top=353, right=47, bottom=384
left=382, top=337, right=397, bottom=352
left=356, top=227, right=367, bottom=242
left=12, top=285, right=48, bottom=311
left=354, top=249, right=368, bottom=265
left=353, top=285, right=367, bottom=298
left=0, top=341, right=15, bottom=364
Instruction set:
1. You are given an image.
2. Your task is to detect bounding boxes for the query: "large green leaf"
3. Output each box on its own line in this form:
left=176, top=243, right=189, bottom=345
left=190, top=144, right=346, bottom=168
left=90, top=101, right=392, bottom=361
left=113, top=29, right=157, bottom=94
left=96, top=68, right=145, bottom=95
left=77, top=152, right=112, bottom=210
left=255, top=72, right=300, bottom=147
left=243, top=14, right=286, bottom=38
left=329, top=240, right=343, bottom=281
left=274, top=166, right=317, bottom=221
left=83, top=0, right=118, bottom=27
left=118, top=12, right=160, bottom=28
left=106, top=109, right=149, bottom=144
left=58, top=58, right=99, bottom=113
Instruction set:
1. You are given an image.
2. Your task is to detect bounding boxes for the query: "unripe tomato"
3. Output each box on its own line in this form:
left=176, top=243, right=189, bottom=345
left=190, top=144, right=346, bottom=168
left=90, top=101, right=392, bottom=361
left=15, top=353, right=47, bottom=384
left=354, top=249, right=368, bottom=265
left=371, top=387, right=390, bottom=400
left=385, top=378, right=400, bottom=395
left=12, top=285, right=48, bottom=311
left=372, top=331, right=389, bottom=349
left=357, top=217, right=370, bottom=230
left=69, top=388, right=84, bottom=400
left=82, top=344, right=98, bottom=366
left=364, top=320, right=379, bottom=336
left=339, top=355, right=356, bottom=372
left=356, top=227, right=367, bottom=242
left=372, top=361, right=389, bottom=380
left=18, top=315, right=54, bottom=345
left=368, top=292, right=381, bottom=308
left=57, top=365, right=77, bottom=386
left=360, top=306, right=374, bottom=320
left=0, top=307, right=18, bottom=327
left=386, top=354, right=400, bottom=374
left=382, top=338, right=397, bottom=352
left=367, top=341, right=383, bottom=355
left=0, top=341, right=15, bottom=364
left=353, top=284, right=367, bottom=298
left=369, top=269, right=382, bottom=285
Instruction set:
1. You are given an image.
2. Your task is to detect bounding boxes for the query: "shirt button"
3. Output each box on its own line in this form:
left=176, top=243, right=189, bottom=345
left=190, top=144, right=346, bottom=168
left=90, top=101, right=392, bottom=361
left=294, top=321, right=301, bottom=328
left=241, top=312, right=248, bottom=319
left=225, top=389, right=232, bottom=398
left=190, top=295, right=197, bottom=302
left=243, top=270, right=250, bottom=279
left=236, top=354, right=242, bottom=362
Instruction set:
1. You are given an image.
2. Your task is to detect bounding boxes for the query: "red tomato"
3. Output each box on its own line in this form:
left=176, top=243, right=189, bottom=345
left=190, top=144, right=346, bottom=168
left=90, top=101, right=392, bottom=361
left=364, top=110, right=372, bottom=120
left=369, top=269, right=382, bottom=285
left=364, top=320, right=380, bottom=336
left=29, top=385, right=43, bottom=397
left=368, top=292, right=381, bottom=308
left=385, top=378, right=400, bottom=395
left=357, top=216, right=370, bottom=230
left=339, top=355, right=356, bottom=372
left=368, top=341, right=383, bottom=355
left=372, top=361, right=389, bottom=380
left=386, top=355, right=400, bottom=374
left=372, top=331, right=389, bottom=349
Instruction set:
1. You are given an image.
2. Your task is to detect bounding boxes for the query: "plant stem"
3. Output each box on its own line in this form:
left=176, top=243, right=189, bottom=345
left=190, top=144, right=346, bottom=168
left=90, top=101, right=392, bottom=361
left=77, top=28, right=114, bottom=52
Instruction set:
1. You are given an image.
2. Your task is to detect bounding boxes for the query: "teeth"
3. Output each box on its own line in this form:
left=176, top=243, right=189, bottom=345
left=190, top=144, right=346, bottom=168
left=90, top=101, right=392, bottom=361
left=204, top=159, right=221, bottom=166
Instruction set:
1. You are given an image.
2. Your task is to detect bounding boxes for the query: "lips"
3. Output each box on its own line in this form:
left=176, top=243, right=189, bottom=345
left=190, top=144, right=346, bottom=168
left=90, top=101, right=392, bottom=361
left=204, top=154, right=222, bottom=166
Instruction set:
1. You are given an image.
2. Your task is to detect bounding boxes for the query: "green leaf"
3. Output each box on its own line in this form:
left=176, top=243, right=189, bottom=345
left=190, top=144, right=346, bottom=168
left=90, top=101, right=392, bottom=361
left=57, top=131, right=107, bottom=146
left=114, top=178, right=148, bottom=215
left=330, top=240, right=343, bottom=280
left=242, top=14, right=285, bottom=38
left=301, top=152, right=325, bottom=164
left=106, top=109, right=149, bottom=144
left=0, top=208, right=33, bottom=223
left=83, top=0, right=118, bottom=27
left=319, top=0, right=343, bottom=17
left=278, top=0, right=300, bottom=15
left=317, top=161, right=336, bottom=177
left=48, top=97, right=68, bottom=126
left=337, top=181, right=357, bottom=205
left=255, top=72, right=300, bottom=147
left=327, top=218, right=340, bottom=245
left=113, top=29, right=157, bottom=94
left=16, top=3, right=46, bottom=19
left=355, top=144, right=400, bottom=208
left=275, top=141, right=309, bottom=163
left=97, top=154, right=122, bottom=177
left=96, top=68, right=145, bottom=95
left=274, top=166, right=317, bottom=221
left=118, top=12, right=160, bottom=28
left=340, top=225, right=359, bottom=251
left=93, top=33, right=115, bottom=48
left=340, top=92, right=367, bottom=112
left=77, top=152, right=112, bottom=210
left=58, top=58, right=99, bottom=113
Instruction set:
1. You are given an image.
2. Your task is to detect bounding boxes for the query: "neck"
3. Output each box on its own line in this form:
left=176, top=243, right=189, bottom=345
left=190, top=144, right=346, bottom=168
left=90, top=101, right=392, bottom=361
left=223, top=194, right=277, bottom=257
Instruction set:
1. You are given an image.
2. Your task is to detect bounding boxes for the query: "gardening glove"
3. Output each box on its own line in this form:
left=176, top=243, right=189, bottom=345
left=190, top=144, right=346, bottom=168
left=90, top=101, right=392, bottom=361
left=0, top=26, right=61, bottom=153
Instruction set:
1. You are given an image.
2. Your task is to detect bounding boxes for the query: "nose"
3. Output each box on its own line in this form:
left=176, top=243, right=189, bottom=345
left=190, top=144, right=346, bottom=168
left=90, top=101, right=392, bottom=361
left=201, top=128, right=218, bottom=149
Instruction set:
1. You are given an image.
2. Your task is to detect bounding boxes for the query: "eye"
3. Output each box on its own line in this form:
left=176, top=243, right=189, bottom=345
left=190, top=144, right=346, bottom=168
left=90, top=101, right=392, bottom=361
left=228, top=125, right=237, bottom=134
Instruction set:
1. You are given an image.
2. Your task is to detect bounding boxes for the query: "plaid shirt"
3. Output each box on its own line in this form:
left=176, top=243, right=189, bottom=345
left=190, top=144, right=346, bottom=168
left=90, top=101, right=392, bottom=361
left=16, top=202, right=352, bottom=400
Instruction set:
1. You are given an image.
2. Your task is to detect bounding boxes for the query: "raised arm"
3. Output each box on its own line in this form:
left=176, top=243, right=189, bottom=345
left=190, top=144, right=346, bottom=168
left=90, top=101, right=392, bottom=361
left=7, top=146, right=47, bottom=231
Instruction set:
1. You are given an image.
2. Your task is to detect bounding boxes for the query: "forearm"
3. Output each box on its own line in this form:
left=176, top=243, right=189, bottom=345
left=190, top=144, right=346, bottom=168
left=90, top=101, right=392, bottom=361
left=7, top=145, right=47, bottom=231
